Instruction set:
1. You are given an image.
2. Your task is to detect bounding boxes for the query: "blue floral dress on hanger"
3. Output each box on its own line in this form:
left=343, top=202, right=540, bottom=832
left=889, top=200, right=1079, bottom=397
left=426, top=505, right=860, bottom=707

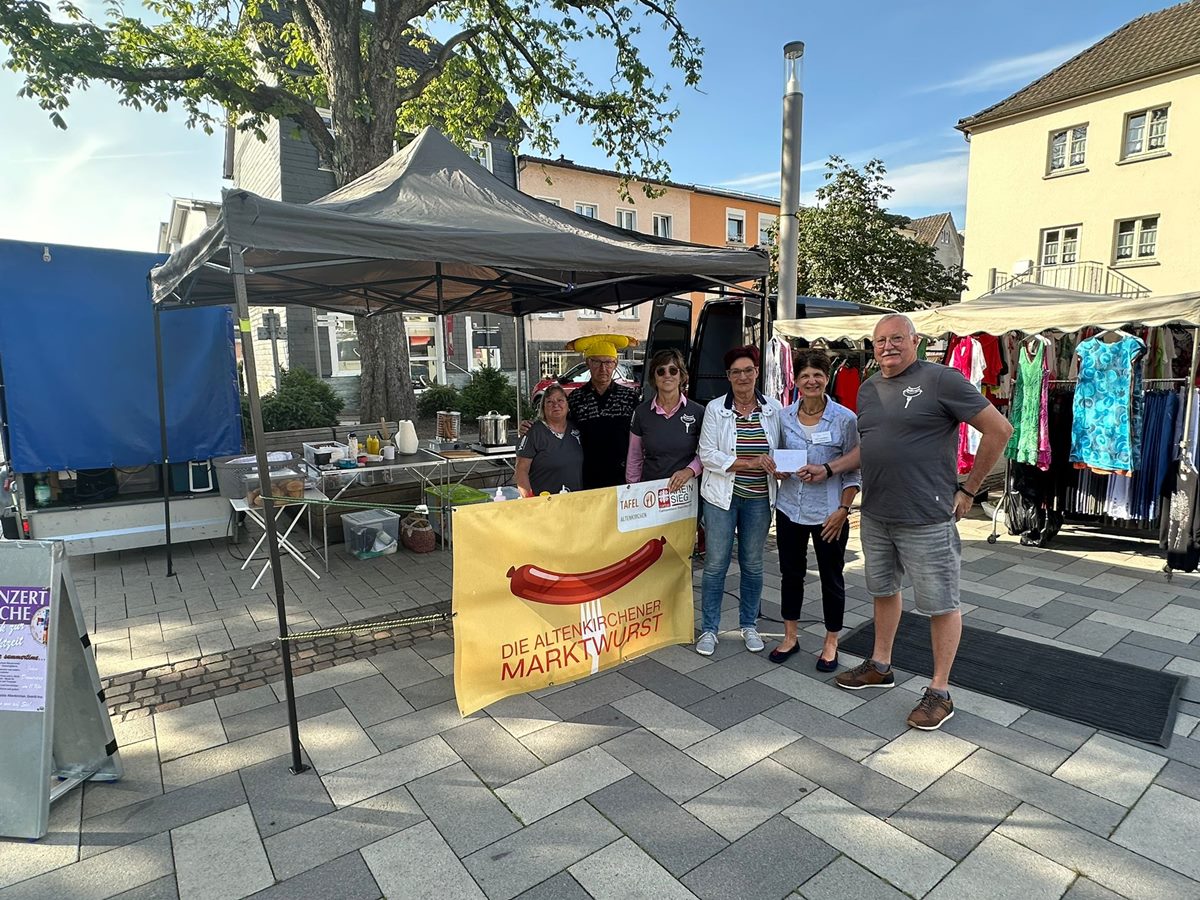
left=1070, top=334, right=1146, bottom=473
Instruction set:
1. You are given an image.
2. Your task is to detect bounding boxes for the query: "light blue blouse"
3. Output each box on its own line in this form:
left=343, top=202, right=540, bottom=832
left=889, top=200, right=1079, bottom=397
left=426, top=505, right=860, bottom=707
left=775, top=398, right=862, bottom=526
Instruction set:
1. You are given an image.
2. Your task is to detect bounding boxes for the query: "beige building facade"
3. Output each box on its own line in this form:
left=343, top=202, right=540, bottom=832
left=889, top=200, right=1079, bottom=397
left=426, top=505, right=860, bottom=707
left=958, top=4, right=1200, bottom=299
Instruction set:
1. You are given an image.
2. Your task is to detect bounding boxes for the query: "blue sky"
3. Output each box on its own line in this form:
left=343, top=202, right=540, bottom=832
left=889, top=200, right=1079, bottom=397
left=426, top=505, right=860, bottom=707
left=0, top=0, right=1172, bottom=251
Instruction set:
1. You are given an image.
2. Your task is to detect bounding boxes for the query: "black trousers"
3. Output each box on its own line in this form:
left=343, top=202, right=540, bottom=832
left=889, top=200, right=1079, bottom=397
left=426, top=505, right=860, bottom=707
left=776, top=510, right=849, bottom=632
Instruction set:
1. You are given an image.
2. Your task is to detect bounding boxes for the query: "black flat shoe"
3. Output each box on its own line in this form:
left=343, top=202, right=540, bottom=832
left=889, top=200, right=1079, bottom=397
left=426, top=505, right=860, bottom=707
left=815, top=653, right=840, bottom=673
left=769, top=644, right=800, bottom=664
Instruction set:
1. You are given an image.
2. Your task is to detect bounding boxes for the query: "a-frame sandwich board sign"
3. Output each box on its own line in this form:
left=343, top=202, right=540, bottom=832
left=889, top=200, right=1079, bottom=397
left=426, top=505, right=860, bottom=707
left=0, top=539, right=122, bottom=839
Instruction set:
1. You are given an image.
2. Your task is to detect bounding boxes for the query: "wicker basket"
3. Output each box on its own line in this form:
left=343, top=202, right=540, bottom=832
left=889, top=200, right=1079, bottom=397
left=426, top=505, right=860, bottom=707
left=400, top=513, right=437, bottom=553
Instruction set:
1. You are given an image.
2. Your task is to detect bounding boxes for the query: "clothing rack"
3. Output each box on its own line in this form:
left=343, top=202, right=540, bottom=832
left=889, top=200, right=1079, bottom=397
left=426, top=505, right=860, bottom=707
left=1047, top=378, right=1186, bottom=386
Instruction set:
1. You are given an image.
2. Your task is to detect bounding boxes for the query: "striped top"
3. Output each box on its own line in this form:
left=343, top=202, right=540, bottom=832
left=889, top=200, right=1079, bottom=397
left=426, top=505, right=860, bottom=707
left=732, top=412, right=770, bottom=498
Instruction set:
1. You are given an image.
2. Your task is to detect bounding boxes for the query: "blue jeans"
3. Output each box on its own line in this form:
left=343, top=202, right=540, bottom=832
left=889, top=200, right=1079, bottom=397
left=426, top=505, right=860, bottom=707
left=700, top=494, right=772, bottom=634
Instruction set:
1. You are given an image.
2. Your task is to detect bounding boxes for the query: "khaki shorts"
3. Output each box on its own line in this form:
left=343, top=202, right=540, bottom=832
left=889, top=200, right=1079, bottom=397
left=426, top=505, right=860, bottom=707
left=859, top=512, right=962, bottom=616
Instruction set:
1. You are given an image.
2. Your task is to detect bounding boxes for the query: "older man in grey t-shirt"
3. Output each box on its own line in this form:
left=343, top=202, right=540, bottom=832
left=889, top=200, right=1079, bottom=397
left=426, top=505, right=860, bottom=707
left=801, top=314, right=1012, bottom=731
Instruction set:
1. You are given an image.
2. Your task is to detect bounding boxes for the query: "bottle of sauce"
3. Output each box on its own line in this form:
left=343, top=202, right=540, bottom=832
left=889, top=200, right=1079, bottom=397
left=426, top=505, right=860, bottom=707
left=34, top=473, right=51, bottom=507
left=365, top=433, right=379, bottom=455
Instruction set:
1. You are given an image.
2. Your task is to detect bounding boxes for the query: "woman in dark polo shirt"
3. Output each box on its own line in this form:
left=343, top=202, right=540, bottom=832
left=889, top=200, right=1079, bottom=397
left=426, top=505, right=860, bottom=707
left=626, top=348, right=704, bottom=490
left=516, top=384, right=584, bottom=496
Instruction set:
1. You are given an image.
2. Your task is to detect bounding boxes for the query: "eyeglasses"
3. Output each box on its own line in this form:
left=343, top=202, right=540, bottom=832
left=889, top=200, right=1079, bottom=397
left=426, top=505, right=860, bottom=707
left=655, top=365, right=680, bottom=377
left=728, top=366, right=758, bottom=377
left=875, top=336, right=913, bottom=347
left=587, top=358, right=618, bottom=368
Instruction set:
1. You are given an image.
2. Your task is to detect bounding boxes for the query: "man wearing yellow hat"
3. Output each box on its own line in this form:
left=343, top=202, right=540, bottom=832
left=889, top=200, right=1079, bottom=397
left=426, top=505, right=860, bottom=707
left=564, top=334, right=641, bottom=489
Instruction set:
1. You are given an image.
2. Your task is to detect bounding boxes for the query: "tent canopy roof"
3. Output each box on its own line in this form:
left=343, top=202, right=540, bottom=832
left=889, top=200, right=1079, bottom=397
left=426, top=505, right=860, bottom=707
left=774, top=283, right=1200, bottom=341
left=151, top=128, right=768, bottom=318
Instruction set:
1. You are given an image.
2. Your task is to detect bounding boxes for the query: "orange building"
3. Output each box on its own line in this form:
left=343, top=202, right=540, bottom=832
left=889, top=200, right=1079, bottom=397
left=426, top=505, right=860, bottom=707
left=688, top=186, right=779, bottom=329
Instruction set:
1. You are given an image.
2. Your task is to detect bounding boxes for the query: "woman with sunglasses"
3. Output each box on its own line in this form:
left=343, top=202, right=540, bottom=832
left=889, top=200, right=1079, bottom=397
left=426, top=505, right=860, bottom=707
left=626, top=349, right=705, bottom=491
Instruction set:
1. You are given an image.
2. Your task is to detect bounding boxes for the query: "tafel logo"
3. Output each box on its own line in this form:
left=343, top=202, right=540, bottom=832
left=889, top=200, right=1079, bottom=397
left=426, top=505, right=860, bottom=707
left=507, top=537, right=666, bottom=605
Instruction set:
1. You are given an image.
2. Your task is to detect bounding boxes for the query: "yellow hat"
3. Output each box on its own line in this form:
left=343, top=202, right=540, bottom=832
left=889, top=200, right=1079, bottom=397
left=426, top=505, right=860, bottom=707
left=567, top=333, right=638, bottom=357
left=582, top=340, right=618, bottom=359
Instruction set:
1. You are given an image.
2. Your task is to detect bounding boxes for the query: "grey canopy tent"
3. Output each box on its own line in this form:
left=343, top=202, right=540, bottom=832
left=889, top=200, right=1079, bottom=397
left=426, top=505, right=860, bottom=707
left=150, top=127, right=769, bottom=772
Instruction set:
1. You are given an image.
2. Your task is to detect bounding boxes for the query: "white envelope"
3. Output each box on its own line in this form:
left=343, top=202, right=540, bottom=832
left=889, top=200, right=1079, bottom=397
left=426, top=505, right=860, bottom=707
left=772, top=447, right=808, bottom=472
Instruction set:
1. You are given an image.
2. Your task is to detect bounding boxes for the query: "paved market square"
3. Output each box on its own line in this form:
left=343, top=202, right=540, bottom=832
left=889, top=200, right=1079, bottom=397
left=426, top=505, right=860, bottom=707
left=2, top=512, right=1199, bottom=899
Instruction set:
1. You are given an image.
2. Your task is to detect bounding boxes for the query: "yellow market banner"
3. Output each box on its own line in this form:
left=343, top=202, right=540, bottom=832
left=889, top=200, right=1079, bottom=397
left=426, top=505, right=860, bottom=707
left=452, top=479, right=697, bottom=716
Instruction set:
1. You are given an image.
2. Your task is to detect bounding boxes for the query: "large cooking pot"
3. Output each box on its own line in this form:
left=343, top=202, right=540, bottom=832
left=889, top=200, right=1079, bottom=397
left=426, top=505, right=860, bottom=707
left=477, top=410, right=511, bottom=446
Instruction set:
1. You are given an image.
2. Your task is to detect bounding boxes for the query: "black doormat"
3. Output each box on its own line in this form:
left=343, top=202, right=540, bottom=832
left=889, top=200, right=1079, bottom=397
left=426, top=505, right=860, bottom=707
left=840, top=612, right=1184, bottom=746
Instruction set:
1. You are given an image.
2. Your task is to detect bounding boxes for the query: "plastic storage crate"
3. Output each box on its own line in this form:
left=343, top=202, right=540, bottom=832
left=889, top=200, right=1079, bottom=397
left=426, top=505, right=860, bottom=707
left=342, top=509, right=400, bottom=559
left=423, top=483, right=491, bottom=508
left=214, top=453, right=312, bottom=499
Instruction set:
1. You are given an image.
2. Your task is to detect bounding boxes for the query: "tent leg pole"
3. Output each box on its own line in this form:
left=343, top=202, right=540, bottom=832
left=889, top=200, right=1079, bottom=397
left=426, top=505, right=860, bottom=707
left=514, top=316, right=522, bottom=425
left=1182, top=328, right=1200, bottom=468
left=153, top=302, right=174, bottom=577
left=230, top=246, right=308, bottom=776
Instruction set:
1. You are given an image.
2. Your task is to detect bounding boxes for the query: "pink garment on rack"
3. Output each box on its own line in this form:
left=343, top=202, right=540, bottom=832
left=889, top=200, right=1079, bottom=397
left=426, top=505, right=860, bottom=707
left=950, top=337, right=984, bottom=474
left=1037, top=354, right=1052, bottom=470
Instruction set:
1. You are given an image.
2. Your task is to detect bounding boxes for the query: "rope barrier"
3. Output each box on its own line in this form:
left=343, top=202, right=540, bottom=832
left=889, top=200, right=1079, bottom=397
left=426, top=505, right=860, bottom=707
left=256, top=494, right=425, bottom=513
left=279, top=611, right=454, bottom=642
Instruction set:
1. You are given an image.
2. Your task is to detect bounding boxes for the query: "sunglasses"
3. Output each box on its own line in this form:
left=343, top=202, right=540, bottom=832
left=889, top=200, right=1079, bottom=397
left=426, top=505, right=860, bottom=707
left=655, top=365, right=680, bottom=377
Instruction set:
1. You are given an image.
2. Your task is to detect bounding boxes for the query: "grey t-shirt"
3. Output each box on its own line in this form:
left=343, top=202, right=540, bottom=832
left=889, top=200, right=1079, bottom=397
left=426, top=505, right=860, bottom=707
left=629, top=398, right=704, bottom=482
left=857, top=360, right=989, bottom=524
left=516, top=420, right=584, bottom=494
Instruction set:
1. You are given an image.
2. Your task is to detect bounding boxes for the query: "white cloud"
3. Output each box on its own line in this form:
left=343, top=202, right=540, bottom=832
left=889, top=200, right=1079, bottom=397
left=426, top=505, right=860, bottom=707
left=795, top=151, right=969, bottom=212
left=715, top=137, right=927, bottom=193
left=917, top=38, right=1098, bottom=94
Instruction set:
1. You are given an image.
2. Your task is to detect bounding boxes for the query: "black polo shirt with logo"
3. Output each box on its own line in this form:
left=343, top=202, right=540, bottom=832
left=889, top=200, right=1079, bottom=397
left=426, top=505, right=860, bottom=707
left=629, top=397, right=705, bottom=482
left=568, top=382, right=640, bottom=489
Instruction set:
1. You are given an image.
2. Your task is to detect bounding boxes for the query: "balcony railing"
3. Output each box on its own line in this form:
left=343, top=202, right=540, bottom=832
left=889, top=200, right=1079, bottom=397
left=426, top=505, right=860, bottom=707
left=983, top=260, right=1150, bottom=299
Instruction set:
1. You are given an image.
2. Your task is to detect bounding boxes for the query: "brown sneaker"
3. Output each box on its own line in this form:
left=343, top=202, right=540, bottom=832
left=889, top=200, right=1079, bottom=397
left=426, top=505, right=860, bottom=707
left=834, top=659, right=895, bottom=690
left=907, top=688, right=955, bottom=730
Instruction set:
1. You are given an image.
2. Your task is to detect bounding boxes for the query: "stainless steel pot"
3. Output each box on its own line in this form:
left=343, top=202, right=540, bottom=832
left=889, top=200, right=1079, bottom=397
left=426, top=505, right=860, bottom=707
left=477, top=410, right=510, bottom=446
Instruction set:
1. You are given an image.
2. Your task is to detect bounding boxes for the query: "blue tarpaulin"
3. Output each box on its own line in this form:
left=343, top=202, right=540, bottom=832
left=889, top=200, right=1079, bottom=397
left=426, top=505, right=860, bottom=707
left=0, top=240, right=242, bottom=472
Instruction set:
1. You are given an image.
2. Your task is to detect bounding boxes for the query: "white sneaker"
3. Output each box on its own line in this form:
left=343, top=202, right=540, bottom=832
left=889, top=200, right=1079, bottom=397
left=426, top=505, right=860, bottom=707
left=742, top=627, right=764, bottom=652
left=695, top=631, right=718, bottom=656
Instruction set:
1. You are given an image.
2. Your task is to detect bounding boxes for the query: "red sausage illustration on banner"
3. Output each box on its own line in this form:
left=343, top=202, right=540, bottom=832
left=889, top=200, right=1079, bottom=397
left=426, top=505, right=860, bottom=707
left=506, top=537, right=666, bottom=605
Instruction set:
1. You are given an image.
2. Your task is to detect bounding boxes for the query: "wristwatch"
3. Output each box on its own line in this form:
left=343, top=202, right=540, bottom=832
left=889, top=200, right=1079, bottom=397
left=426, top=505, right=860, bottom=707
left=955, top=485, right=976, bottom=499
left=837, top=504, right=851, bottom=513
left=823, top=463, right=834, bottom=479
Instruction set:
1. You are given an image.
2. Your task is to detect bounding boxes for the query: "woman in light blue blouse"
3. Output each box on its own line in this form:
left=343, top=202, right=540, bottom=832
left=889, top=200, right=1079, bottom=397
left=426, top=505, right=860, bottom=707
left=771, top=349, right=861, bottom=670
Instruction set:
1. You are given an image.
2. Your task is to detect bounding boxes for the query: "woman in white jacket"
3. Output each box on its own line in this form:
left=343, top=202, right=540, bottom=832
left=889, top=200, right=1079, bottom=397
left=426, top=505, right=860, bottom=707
left=695, top=346, right=784, bottom=656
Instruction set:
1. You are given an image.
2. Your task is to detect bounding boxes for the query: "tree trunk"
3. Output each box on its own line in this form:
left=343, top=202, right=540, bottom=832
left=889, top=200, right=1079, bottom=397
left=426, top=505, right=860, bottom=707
left=357, top=314, right=418, bottom=422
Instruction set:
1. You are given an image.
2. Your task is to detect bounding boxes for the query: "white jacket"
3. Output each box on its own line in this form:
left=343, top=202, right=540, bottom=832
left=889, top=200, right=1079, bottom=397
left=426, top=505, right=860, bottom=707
left=699, top=391, right=784, bottom=511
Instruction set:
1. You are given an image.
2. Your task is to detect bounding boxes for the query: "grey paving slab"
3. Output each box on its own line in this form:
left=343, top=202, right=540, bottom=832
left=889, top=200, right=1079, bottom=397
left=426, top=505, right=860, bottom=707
left=535, top=672, right=642, bottom=719
left=441, top=718, right=545, bottom=789
left=682, top=758, right=815, bottom=843
left=239, top=752, right=334, bottom=839
left=940, top=710, right=1072, bottom=774
left=1154, top=759, right=1200, bottom=802
left=772, top=738, right=917, bottom=818
left=1010, top=710, right=1096, bottom=752
left=686, top=676, right=791, bottom=728
left=244, top=852, right=380, bottom=900
left=270, top=658, right=379, bottom=700
left=569, top=836, right=699, bottom=900
left=398, top=673, right=457, bottom=710
left=111, top=875, right=179, bottom=900
left=82, top=737, right=163, bottom=820
left=495, top=745, right=631, bottom=823
left=79, top=771, right=246, bottom=860
left=1025, top=599, right=1094, bottom=629
left=1053, top=733, right=1167, bottom=806
left=957, top=748, right=1126, bottom=836
left=362, top=821, right=486, bottom=899
left=600, top=727, right=722, bottom=803
left=1111, top=785, right=1200, bottom=881
left=1061, top=878, right=1126, bottom=900
left=172, top=805, right=274, bottom=900
left=221, top=688, right=348, bottom=742
left=408, top=761, right=521, bottom=856
left=462, top=801, right=621, bottom=900
left=154, top=699, right=228, bottom=763
left=1088, top=610, right=1197, bottom=643
left=485, top=693, right=561, bottom=738
left=784, top=788, right=954, bottom=897
left=0, top=833, right=174, bottom=900
left=648, top=643, right=713, bottom=674
left=796, top=856, right=908, bottom=900
left=518, top=704, right=639, bottom=764
left=686, top=650, right=774, bottom=692
left=754, top=666, right=867, bottom=717
left=763, top=699, right=888, bottom=761
left=320, top=734, right=459, bottom=807
left=161, top=726, right=293, bottom=792
left=0, top=787, right=82, bottom=890
left=895, top=678, right=1028, bottom=727
left=679, top=815, right=837, bottom=900
left=296, top=707, right=380, bottom=775
left=612, top=690, right=718, bottom=749
left=367, top=699, right=481, bottom=752
left=619, top=657, right=716, bottom=707
left=589, top=774, right=726, bottom=875
left=513, top=873, right=591, bottom=900
left=925, top=832, right=1074, bottom=900
left=998, top=802, right=1200, bottom=900
left=888, top=770, right=1020, bottom=862
left=110, top=714, right=157, bottom=747
left=863, top=729, right=977, bottom=792
left=215, top=685, right=279, bottom=719
left=1056, top=619, right=1132, bottom=653
left=334, top=673, right=415, bottom=728
left=840, top=686, right=925, bottom=740
left=262, top=784, right=424, bottom=881
left=684, top=714, right=801, bottom=777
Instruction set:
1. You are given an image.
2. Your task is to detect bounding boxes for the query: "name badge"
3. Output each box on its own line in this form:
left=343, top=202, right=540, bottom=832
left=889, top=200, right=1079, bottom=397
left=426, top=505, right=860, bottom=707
left=812, top=431, right=833, bottom=445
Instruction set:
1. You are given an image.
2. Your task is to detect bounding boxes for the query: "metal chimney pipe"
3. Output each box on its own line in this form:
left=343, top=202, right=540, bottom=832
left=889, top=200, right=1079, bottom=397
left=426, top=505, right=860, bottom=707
left=776, top=41, right=805, bottom=321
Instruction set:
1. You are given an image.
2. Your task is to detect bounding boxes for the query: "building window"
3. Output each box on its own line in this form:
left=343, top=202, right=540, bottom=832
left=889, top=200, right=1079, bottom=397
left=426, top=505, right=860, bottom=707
left=537, top=196, right=561, bottom=207
left=1123, top=107, right=1168, bottom=158
left=467, top=139, right=493, bottom=172
left=325, top=313, right=360, bottom=376
left=1048, top=125, right=1087, bottom=172
left=1040, top=225, right=1080, bottom=266
left=539, top=351, right=581, bottom=380
left=726, top=209, right=746, bottom=244
left=939, top=228, right=950, bottom=244
left=616, top=208, right=637, bottom=230
left=537, top=311, right=564, bottom=319
left=618, top=305, right=641, bottom=320
left=652, top=214, right=672, bottom=238
left=577, top=308, right=602, bottom=320
left=575, top=202, right=598, bottom=218
left=758, top=213, right=776, bottom=246
left=1115, top=216, right=1158, bottom=262
left=315, top=108, right=335, bottom=172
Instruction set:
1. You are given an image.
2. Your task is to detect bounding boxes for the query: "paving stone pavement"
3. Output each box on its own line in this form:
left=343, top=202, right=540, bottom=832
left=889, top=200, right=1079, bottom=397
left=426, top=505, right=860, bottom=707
left=2, top=513, right=1200, bottom=898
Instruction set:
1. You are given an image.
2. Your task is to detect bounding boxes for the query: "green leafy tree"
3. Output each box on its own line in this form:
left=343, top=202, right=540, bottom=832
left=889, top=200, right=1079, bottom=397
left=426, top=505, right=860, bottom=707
left=1, top=0, right=702, bottom=418
left=771, top=157, right=968, bottom=311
